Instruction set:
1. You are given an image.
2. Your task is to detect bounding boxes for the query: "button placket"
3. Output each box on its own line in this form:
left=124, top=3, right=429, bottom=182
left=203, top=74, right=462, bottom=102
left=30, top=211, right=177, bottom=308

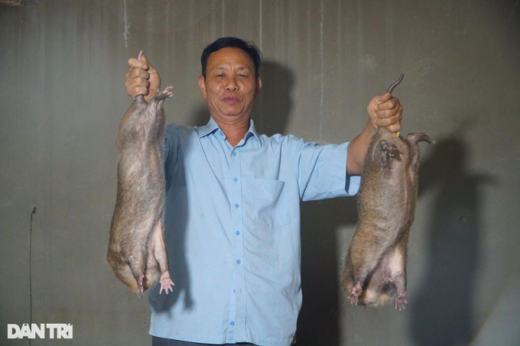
left=228, top=146, right=246, bottom=340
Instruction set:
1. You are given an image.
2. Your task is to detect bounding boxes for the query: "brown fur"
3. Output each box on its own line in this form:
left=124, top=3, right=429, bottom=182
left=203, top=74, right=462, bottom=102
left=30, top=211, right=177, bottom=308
left=342, top=127, right=434, bottom=310
left=107, top=87, right=174, bottom=294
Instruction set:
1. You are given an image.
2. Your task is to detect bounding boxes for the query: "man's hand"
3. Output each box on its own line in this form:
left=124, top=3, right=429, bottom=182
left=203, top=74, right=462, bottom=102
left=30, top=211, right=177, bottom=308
left=117, top=54, right=161, bottom=152
left=367, top=93, right=403, bottom=133
left=125, top=54, right=161, bottom=102
left=346, top=94, right=404, bottom=175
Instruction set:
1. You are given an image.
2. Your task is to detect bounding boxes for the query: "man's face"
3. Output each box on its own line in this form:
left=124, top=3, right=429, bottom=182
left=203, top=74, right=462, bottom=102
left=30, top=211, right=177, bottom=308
left=198, top=47, right=262, bottom=123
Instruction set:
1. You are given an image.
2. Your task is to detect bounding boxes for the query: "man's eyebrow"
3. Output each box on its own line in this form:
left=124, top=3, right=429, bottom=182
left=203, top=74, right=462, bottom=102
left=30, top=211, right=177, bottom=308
left=212, top=66, right=252, bottom=71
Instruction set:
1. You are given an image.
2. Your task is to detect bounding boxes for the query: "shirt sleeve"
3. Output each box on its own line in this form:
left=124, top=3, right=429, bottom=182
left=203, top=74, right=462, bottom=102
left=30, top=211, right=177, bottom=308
left=295, top=139, right=361, bottom=201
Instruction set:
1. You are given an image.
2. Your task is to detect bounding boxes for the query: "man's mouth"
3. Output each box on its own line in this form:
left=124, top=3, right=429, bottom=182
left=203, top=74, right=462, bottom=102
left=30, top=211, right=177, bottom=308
left=222, top=96, right=240, bottom=104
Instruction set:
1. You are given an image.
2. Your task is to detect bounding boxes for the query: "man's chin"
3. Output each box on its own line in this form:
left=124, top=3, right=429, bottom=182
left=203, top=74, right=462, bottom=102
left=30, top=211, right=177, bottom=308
left=215, top=108, right=247, bottom=118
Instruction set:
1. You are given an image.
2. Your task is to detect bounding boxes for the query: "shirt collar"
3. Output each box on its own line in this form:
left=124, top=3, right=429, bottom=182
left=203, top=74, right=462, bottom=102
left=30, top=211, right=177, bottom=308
left=246, top=118, right=260, bottom=142
left=198, top=116, right=260, bottom=143
left=197, top=116, right=221, bottom=138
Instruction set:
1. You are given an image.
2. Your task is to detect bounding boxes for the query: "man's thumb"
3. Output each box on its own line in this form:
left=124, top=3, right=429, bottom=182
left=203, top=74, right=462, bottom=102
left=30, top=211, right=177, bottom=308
left=140, top=54, right=152, bottom=70
left=375, top=93, right=392, bottom=105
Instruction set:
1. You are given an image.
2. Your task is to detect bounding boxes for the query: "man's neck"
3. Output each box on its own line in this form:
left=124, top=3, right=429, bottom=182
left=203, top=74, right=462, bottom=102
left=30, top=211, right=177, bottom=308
left=213, top=116, right=250, bottom=147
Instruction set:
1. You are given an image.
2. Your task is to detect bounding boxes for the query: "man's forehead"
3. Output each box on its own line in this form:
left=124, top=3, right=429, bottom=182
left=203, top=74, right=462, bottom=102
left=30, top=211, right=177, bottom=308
left=207, top=48, right=255, bottom=69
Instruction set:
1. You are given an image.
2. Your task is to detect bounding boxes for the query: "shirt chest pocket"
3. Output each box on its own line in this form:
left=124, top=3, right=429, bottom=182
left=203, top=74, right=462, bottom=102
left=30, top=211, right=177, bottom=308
left=242, top=178, right=293, bottom=229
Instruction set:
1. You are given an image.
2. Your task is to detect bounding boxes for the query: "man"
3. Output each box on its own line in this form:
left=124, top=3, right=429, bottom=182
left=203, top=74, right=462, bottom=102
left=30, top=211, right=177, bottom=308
left=119, top=37, right=402, bottom=346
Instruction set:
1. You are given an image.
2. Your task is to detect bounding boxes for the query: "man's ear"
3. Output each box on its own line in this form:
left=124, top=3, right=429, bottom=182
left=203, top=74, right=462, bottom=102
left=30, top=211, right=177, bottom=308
left=198, top=75, right=207, bottom=99
left=255, top=77, right=262, bottom=97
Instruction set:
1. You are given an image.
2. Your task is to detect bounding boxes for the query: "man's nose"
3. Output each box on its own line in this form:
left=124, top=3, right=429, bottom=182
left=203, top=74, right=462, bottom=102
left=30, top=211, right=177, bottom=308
left=225, top=77, right=238, bottom=91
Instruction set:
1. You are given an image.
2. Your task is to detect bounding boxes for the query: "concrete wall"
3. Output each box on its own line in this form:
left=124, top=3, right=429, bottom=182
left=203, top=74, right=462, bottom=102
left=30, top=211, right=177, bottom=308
left=1, top=1, right=519, bottom=345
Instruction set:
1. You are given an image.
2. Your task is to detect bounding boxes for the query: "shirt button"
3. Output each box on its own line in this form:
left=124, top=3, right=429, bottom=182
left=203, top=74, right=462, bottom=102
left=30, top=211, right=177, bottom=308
left=236, top=230, right=240, bottom=236
left=236, top=259, right=241, bottom=264
left=230, top=321, right=235, bottom=326
left=233, top=177, right=238, bottom=182
left=232, top=152, right=237, bottom=156
left=235, top=203, right=239, bottom=208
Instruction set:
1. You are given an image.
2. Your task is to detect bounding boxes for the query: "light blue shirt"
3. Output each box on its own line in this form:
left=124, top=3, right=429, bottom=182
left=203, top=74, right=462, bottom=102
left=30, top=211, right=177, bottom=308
left=149, top=117, right=360, bottom=346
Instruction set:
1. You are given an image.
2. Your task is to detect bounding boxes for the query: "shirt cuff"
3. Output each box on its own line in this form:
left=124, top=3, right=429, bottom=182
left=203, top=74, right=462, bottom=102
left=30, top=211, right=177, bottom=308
left=345, top=173, right=361, bottom=196
left=344, top=142, right=361, bottom=196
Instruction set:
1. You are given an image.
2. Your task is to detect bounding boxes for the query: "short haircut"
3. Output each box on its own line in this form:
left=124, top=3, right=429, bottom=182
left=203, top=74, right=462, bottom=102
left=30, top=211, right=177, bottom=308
left=201, top=37, right=262, bottom=79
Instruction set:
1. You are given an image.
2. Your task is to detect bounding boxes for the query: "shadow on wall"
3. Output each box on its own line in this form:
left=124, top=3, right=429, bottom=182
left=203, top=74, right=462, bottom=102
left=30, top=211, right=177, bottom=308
left=297, top=197, right=358, bottom=346
left=253, top=60, right=294, bottom=136
left=411, top=132, right=495, bottom=346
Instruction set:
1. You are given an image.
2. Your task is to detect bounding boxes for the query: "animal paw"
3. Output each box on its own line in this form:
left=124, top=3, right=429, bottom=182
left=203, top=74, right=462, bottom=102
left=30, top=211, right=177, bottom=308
left=394, top=293, right=407, bottom=311
left=161, top=86, right=174, bottom=98
left=159, top=271, right=175, bottom=294
left=348, top=283, right=362, bottom=305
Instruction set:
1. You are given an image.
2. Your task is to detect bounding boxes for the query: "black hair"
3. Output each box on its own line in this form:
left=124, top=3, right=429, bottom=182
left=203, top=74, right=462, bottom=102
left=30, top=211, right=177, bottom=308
left=201, top=37, right=262, bottom=79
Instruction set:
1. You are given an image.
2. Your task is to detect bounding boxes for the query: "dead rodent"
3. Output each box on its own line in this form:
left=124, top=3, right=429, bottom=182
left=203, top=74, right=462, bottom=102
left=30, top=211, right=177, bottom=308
left=342, top=126, right=434, bottom=310
left=107, top=86, right=175, bottom=294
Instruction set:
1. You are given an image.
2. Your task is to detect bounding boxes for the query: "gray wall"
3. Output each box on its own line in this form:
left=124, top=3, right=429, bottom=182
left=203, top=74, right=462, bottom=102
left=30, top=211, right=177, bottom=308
left=1, top=1, right=519, bottom=345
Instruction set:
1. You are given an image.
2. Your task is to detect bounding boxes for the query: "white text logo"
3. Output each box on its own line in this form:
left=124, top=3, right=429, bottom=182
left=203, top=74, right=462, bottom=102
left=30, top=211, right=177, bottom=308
left=7, top=324, right=73, bottom=339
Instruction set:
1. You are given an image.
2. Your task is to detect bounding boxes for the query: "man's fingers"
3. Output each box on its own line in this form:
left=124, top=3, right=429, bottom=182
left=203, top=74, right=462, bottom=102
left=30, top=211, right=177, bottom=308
left=140, top=55, right=155, bottom=72
left=373, top=93, right=392, bottom=105
left=126, top=66, right=150, bottom=80
left=125, top=77, right=151, bottom=98
left=377, top=108, right=401, bottom=121
left=125, top=76, right=150, bottom=89
left=386, top=122, right=402, bottom=133
left=127, top=56, right=149, bottom=70
left=377, top=97, right=400, bottom=111
left=377, top=116, right=402, bottom=131
left=367, top=93, right=403, bottom=133
left=125, top=53, right=160, bottom=100
left=126, top=67, right=150, bottom=80
left=376, top=108, right=402, bottom=128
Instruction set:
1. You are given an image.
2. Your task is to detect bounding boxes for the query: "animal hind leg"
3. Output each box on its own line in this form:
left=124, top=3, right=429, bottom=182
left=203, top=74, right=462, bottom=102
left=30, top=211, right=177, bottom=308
left=347, top=227, right=392, bottom=305
left=406, top=132, right=435, bottom=169
left=406, top=132, right=435, bottom=146
left=150, top=218, right=175, bottom=294
left=128, top=249, right=147, bottom=294
left=150, top=86, right=174, bottom=103
left=387, top=245, right=408, bottom=310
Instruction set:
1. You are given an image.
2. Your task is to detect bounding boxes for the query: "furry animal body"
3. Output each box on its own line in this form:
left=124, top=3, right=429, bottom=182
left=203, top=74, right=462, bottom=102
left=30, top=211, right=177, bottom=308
left=107, top=87, right=175, bottom=294
left=342, top=126, right=434, bottom=310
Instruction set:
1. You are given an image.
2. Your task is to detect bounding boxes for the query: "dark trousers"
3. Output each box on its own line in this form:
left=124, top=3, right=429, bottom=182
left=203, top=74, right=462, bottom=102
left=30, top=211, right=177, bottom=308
left=152, top=336, right=257, bottom=346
